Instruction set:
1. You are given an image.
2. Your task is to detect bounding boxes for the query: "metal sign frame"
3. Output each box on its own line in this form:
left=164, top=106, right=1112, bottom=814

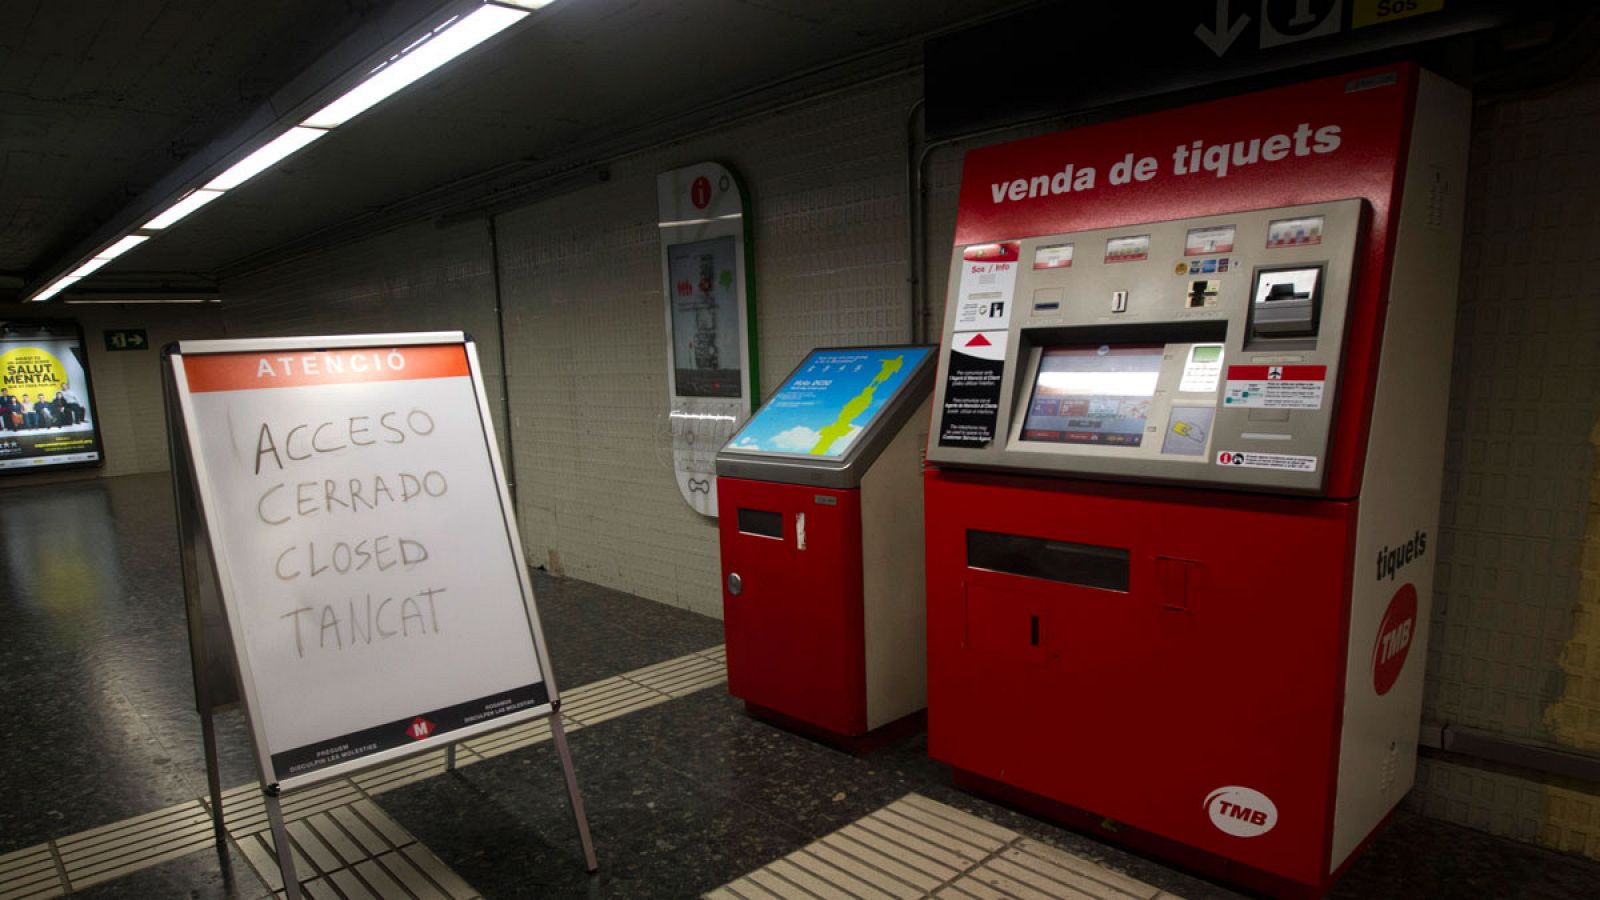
left=163, top=331, right=596, bottom=898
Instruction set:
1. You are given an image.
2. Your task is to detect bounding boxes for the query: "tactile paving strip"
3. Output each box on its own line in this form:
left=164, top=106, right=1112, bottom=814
left=0, top=844, right=61, bottom=900
left=2, top=644, right=728, bottom=897
left=707, top=794, right=1180, bottom=900
left=247, top=799, right=478, bottom=899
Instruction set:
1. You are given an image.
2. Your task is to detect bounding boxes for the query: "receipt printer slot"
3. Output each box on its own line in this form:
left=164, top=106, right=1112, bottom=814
left=1248, top=265, right=1323, bottom=345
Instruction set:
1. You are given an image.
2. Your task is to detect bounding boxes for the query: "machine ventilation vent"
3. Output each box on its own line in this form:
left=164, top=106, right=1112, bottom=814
left=1427, top=168, right=1447, bottom=228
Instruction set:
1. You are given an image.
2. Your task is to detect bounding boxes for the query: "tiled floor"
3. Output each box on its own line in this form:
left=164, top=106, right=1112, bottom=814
left=4, top=473, right=1600, bottom=899
left=708, top=794, right=1176, bottom=900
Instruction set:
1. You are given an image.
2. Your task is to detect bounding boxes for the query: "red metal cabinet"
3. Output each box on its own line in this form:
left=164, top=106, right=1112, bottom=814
left=719, top=477, right=866, bottom=736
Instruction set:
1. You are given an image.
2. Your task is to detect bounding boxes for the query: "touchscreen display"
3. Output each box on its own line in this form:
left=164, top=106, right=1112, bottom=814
left=728, top=347, right=931, bottom=458
left=667, top=235, right=742, bottom=397
left=1021, top=345, right=1162, bottom=447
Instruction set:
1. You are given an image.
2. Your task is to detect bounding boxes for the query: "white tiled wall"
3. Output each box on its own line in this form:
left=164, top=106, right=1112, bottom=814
left=1406, top=73, right=1600, bottom=855
left=493, top=77, right=919, bottom=615
left=220, top=219, right=509, bottom=458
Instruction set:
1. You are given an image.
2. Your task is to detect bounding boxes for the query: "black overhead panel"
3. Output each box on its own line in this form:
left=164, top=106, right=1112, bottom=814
left=923, top=1, right=1527, bottom=141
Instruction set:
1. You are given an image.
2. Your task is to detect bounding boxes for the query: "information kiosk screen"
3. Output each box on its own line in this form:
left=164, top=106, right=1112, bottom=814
left=729, top=347, right=932, bottom=458
left=667, top=235, right=743, bottom=398
left=1021, top=345, right=1162, bottom=447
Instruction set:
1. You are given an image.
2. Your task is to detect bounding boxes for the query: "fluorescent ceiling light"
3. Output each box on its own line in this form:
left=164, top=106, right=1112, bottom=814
left=205, top=126, right=329, bottom=191
left=67, top=257, right=114, bottom=279
left=65, top=297, right=221, bottom=305
left=32, top=277, right=81, bottom=302
left=95, top=235, right=150, bottom=260
left=145, top=189, right=225, bottom=230
left=494, top=1, right=554, bottom=8
left=302, top=4, right=527, bottom=128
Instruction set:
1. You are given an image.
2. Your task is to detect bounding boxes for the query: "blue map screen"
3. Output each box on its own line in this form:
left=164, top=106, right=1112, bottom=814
left=728, top=347, right=931, bottom=458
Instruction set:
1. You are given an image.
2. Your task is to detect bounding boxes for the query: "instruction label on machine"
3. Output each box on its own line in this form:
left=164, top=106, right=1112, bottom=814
left=1223, top=365, right=1325, bottom=409
left=939, top=330, right=1007, bottom=447
left=1216, top=450, right=1318, bottom=472
left=955, top=243, right=1020, bottom=330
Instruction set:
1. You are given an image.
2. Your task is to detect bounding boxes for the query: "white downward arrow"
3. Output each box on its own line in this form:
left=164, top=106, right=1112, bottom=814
left=1195, top=0, right=1250, bottom=57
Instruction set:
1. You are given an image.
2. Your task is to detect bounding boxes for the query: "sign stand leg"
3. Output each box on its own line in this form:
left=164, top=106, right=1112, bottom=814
left=168, top=363, right=234, bottom=883
left=550, top=713, right=598, bottom=873
left=445, top=742, right=457, bottom=772
left=199, top=706, right=231, bottom=875
left=264, top=790, right=304, bottom=900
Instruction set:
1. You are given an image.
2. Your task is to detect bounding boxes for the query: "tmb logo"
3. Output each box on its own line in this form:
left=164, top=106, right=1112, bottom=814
left=1372, top=583, right=1418, bottom=696
left=1204, top=785, right=1278, bottom=838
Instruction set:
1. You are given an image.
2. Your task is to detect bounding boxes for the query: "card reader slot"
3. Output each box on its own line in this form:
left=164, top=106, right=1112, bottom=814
left=737, top=507, right=784, bottom=539
left=967, top=530, right=1129, bottom=592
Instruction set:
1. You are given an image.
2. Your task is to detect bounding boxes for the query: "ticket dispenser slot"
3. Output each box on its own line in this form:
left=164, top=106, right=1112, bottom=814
left=737, top=507, right=784, bottom=539
left=967, top=530, right=1130, bottom=591
left=964, top=532, right=1130, bottom=671
left=1247, top=265, right=1323, bottom=349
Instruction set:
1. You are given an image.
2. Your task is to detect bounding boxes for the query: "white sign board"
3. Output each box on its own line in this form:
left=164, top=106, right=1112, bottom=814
left=170, top=334, right=554, bottom=789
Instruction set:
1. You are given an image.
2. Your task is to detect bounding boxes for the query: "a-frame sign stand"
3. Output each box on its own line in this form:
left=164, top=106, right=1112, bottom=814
left=163, top=334, right=598, bottom=898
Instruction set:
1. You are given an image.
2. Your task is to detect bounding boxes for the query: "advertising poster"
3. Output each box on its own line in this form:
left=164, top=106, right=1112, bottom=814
left=729, top=347, right=932, bottom=458
left=0, top=321, right=102, bottom=472
left=667, top=235, right=742, bottom=398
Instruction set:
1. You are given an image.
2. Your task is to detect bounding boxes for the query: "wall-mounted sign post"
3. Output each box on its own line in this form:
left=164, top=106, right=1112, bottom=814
left=657, top=162, right=757, bottom=517
left=164, top=332, right=596, bottom=898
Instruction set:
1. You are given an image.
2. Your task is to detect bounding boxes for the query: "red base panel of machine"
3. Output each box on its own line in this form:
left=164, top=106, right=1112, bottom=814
left=719, top=477, right=867, bottom=737
left=925, top=467, right=1359, bottom=888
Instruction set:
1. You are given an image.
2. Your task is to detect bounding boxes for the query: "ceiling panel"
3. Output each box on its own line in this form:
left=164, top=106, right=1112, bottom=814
left=2, top=0, right=1025, bottom=297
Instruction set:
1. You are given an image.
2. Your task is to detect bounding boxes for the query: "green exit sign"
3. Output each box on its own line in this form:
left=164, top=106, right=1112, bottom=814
left=104, top=329, right=149, bottom=352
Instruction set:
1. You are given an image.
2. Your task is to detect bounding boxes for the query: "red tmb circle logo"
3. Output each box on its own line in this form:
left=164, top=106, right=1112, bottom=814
left=1372, top=583, right=1418, bottom=696
left=690, top=176, right=712, bottom=210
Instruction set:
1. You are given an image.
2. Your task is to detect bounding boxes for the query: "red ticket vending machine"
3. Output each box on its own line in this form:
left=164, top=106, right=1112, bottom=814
left=923, top=66, right=1468, bottom=896
left=718, top=346, right=935, bottom=742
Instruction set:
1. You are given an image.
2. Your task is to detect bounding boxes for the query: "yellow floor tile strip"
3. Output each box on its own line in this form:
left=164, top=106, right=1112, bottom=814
left=0, top=844, right=61, bottom=900
left=2, top=644, right=729, bottom=898
left=708, top=794, right=1178, bottom=900
left=244, top=798, right=479, bottom=899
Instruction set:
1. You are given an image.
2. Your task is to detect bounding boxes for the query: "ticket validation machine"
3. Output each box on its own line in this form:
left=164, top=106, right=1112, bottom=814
left=924, top=67, right=1468, bottom=896
left=717, top=346, right=935, bottom=743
